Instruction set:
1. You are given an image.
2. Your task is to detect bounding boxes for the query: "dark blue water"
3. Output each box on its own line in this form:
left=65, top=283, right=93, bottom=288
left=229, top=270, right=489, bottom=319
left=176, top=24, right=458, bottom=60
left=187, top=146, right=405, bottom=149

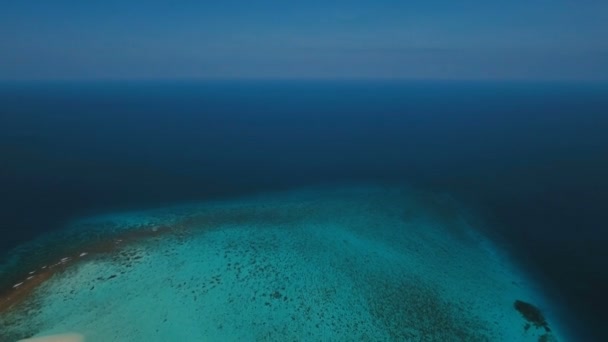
left=1, top=81, right=607, bottom=340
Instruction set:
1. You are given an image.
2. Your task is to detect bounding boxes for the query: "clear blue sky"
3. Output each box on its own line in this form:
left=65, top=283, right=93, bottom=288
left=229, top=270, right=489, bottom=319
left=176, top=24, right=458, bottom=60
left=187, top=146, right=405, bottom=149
left=1, top=0, right=607, bottom=80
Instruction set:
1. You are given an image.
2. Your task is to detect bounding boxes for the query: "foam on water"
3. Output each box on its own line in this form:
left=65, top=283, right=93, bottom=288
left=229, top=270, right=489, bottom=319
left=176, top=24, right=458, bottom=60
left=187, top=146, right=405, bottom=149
left=1, top=186, right=569, bottom=341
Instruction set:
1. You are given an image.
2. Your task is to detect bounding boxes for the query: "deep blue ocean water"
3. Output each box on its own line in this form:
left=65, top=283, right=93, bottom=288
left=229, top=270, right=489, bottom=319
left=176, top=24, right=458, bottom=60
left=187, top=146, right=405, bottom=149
left=1, top=81, right=607, bottom=340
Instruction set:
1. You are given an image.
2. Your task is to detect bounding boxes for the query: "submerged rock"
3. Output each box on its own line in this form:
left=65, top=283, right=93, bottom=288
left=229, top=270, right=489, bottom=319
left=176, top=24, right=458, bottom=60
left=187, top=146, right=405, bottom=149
left=514, top=299, right=551, bottom=332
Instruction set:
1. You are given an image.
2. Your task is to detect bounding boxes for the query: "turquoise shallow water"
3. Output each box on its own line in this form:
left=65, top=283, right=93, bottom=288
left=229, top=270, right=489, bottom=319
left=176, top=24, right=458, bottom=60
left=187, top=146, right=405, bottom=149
left=1, top=186, right=568, bottom=341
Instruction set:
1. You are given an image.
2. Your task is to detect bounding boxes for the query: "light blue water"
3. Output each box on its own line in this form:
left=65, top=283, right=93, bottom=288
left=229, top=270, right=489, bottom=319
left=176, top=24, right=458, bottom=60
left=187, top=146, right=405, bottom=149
left=1, top=186, right=568, bottom=341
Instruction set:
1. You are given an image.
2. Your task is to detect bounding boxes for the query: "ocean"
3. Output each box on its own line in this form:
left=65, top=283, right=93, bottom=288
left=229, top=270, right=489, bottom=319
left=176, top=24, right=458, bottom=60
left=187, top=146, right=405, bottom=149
left=1, top=81, right=607, bottom=341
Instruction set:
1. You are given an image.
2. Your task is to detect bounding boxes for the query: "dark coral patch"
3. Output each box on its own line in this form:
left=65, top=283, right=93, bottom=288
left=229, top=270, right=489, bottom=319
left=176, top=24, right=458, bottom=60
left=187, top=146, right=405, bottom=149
left=514, top=300, right=551, bottom=332
left=367, top=277, right=493, bottom=341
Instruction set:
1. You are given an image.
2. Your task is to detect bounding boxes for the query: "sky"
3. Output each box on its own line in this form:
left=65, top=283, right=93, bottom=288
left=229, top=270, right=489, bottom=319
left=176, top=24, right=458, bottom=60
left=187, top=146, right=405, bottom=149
left=1, top=0, right=607, bottom=81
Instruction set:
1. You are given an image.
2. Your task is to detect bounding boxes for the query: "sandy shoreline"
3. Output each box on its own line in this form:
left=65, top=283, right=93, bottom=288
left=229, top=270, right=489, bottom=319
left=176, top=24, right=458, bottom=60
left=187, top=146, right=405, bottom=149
left=18, top=333, right=85, bottom=342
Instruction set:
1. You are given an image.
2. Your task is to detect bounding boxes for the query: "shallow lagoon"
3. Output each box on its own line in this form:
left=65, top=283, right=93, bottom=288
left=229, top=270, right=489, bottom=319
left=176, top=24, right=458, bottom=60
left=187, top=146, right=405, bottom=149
left=1, top=186, right=567, bottom=341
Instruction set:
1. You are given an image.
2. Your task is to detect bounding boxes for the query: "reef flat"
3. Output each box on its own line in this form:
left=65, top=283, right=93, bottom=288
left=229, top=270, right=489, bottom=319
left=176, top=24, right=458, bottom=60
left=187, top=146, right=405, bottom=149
left=0, top=186, right=567, bottom=341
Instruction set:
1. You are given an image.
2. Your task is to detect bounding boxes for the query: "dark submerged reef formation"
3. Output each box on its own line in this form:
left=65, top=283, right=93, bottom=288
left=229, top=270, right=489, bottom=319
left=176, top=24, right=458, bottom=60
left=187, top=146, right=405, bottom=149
left=514, top=300, right=550, bottom=332
left=514, top=299, right=558, bottom=342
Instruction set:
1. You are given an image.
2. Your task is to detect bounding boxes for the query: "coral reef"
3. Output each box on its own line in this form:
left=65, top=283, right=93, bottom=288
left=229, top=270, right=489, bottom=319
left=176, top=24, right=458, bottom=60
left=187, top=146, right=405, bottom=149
left=514, top=300, right=550, bottom=332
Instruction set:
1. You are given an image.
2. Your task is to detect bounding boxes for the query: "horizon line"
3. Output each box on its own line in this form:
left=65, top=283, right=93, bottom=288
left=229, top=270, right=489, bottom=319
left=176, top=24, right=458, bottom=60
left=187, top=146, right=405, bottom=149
left=1, top=77, right=607, bottom=85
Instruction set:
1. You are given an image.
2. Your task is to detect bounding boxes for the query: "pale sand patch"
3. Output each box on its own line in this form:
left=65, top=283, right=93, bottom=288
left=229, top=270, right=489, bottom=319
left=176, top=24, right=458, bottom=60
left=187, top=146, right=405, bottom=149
left=18, top=333, right=85, bottom=342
